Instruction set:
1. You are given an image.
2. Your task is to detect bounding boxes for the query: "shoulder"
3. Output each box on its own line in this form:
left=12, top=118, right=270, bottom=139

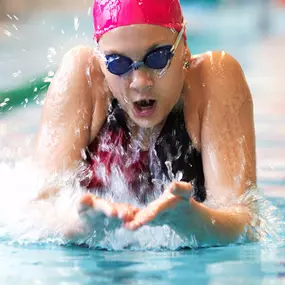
left=45, top=45, right=110, bottom=141
left=191, top=51, right=250, bottom=96
left=189, top=51, right=242, bottom=74
left=188, top=51, right=251, bottom=104
left=59, top=45, right=103, bottom=81
left=48, top=45, right=109, bottom=107
left=183, top=51, right=253, bottom=149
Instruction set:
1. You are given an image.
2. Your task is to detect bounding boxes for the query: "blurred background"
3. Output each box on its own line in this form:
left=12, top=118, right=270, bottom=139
left=0, top=0, right=284, bottom=90
left=0, top=0, right=285, bottom=196
left=0, top=0, right=284, bottom=88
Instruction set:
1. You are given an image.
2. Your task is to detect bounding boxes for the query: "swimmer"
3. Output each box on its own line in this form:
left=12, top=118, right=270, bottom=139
left=34, top=0, right=256, bottom=245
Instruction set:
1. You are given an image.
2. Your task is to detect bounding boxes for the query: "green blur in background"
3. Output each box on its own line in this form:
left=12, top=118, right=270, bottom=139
left=0, top=0, right=283, bottom=113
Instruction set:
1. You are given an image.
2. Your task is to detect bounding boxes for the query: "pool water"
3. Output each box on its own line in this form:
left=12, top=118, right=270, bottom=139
left=0, top=201, right=284, bottom=285
left=1, top=3, right=285, bottom=285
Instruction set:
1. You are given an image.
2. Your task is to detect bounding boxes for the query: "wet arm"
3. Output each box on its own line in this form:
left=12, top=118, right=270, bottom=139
left=34, top=46, right=108, bottom=198
left=184, top=52, right=256, bottom=243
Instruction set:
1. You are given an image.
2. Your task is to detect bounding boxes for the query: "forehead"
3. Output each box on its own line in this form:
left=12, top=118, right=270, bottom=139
left=98, top=24, right=177, bottom=54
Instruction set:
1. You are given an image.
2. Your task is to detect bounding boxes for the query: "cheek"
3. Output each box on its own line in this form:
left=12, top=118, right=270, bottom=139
left=105, top=74, right=130, bottom=99
left=157, top=65, right=184, bottom=94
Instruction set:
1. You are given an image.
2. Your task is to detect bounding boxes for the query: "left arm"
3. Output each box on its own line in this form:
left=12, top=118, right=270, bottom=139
left=184, top=51, right=256, bottom=243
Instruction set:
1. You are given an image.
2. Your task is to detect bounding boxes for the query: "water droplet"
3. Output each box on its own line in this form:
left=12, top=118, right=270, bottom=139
left=48, top=47, right=56, bottom=55
left=47, top=48, right=57, bottom=63
left=12, top=24, right=18, bottom=31
left=75, top=129, right=80, bottom=137
left=74, top=16, right=79, bottom=31
left=12, top=70, right=22, bottom=77
left=4, top=30, right=12, bottom=37
left=48, top=70, right=55, bottom=77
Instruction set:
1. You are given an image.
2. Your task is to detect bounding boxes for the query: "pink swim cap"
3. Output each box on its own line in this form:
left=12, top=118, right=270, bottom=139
left=93, top=0, right=186, bottom=42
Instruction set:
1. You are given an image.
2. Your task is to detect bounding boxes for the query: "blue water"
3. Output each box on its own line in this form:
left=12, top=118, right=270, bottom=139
left=1, top=3, right=285, bottom=285
left=0, top=198, right=284, bottom=285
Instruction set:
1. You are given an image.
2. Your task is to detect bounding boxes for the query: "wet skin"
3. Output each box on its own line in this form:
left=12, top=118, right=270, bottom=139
left=34, top=25, right=256, bottom=245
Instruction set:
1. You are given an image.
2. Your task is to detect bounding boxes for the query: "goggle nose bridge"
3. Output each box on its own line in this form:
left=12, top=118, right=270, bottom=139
left=132, top=61, right=145, bottom=70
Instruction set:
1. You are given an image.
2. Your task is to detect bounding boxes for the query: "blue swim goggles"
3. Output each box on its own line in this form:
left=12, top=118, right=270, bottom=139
left=105, top=22, right=186, bottom=76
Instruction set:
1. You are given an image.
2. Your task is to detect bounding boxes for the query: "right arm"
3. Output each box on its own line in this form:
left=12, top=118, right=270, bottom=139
left=34, top=46, right=109, bottom=198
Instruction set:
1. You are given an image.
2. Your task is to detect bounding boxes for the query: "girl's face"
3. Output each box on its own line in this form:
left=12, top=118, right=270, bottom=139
left=98, top=24, right=188, bottom=129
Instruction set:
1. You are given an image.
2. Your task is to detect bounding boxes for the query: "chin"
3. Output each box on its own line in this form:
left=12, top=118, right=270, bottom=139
left=136, top=121, right=157, bottom=129
left=131, top=115, right=164, bottom=129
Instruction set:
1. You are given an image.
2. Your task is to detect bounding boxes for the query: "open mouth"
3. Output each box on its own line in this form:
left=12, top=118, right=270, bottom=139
left=133, top=99, right=157, bottom=117
left=134, top=99, right=156, bottom=110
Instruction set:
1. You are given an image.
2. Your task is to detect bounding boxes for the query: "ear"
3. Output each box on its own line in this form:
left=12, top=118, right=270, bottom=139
left=181, top=47, right=191, bottom=98
left=184, top=46, right=191, bottom=63
left=182, top=47, right=191, bottom=74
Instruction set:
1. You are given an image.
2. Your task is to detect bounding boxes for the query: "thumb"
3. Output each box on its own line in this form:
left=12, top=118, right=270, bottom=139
left=169, top=181, right=193, bottom=200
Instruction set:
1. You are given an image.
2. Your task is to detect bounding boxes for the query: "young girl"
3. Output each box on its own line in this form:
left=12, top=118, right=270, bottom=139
left=34, top=0, right=256, bottom=245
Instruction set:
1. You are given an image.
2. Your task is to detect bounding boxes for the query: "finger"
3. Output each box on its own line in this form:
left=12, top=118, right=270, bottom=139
left=124, top=207, right=157, bottom=231
left=168, top=181, right=193, bottom=200
left=124, top=192, right=183, bottom=230
left=93, top=199, right=118, bottom=218
left=78, top=194, right=118, bottom=219
left=116, top=204, right=139, bottom=223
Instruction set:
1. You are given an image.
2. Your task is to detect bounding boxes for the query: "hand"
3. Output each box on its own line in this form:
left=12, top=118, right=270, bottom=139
left=78, top=193, right=139, bottom=231
left=124, top=181, right=193, bottom=231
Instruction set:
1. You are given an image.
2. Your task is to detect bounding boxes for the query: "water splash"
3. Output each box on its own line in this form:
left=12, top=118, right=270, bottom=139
left=0, top=158, right=187, bottom=250
left=238, top=189, right=285, bottom=246
left=0, top=141, right=284, bottom=251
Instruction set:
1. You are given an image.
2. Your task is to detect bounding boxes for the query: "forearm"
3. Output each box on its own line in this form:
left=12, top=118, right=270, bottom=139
left=176, top=199, right=252, bottom=245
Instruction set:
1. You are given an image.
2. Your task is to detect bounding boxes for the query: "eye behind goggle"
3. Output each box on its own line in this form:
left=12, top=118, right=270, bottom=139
left=106, top=55, right=133, bottom=76
left=144, top=45, right=173, bottom=70
left=105, top=45, right=174, bottom=76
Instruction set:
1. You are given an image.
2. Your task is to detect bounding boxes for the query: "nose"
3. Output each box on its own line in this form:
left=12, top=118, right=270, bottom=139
left=129, top=68, right=153, bottom=93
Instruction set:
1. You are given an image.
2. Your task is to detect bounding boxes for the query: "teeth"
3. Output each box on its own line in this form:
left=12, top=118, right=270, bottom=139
left=136, top=100, right=154, bottom=107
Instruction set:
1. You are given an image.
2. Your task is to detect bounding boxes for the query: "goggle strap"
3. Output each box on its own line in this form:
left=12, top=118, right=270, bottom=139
left=170, top=21, right=187, bottom=54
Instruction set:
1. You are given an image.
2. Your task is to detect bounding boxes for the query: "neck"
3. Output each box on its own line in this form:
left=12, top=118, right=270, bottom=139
left=127, top=119, right=165, bottom=151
